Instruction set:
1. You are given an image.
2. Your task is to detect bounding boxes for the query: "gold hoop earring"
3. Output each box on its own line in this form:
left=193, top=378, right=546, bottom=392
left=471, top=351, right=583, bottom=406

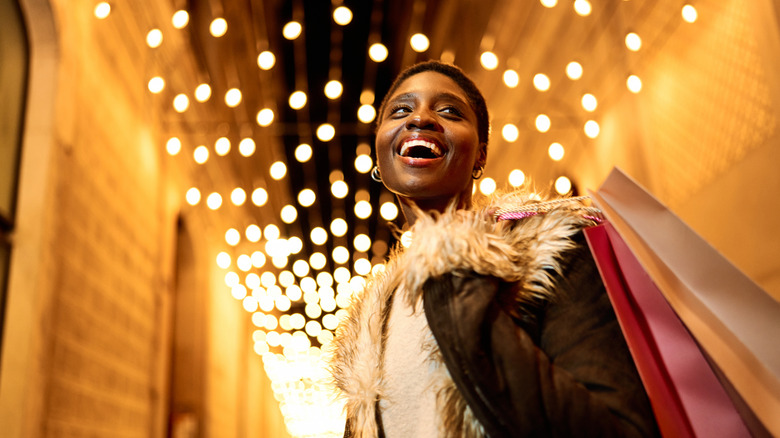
left=472, top=167, right=484, bottom=180
left=371, top=166, right=382, bottom=182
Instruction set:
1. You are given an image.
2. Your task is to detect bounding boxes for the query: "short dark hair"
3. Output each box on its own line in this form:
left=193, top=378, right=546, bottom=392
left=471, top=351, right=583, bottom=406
left=377, top=60, right=490, bottom=146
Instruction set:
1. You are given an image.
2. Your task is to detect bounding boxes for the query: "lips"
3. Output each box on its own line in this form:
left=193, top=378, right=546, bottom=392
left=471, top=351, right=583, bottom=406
left=399, top=138, right=444, bottom=159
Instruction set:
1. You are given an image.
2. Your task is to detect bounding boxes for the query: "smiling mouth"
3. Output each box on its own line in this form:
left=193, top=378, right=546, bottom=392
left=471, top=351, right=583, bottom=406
left=399, top=139, right=444, bottom=159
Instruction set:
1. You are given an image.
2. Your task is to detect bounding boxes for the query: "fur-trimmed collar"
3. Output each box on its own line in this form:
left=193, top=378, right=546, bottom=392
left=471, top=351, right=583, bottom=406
left=329, top=192, right=596, bottom=437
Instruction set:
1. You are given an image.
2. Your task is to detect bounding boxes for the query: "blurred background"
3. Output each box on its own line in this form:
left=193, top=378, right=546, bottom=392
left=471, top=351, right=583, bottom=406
left=2, top=0, right=779, bottom=436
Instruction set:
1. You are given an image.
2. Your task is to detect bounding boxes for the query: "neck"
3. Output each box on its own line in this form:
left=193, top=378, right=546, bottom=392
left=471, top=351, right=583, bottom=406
left=398, top=192, right=472, bottom=227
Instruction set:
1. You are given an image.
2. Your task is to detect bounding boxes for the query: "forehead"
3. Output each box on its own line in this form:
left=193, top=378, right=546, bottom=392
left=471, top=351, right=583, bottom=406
left=389, top=71, right=470, bottom=102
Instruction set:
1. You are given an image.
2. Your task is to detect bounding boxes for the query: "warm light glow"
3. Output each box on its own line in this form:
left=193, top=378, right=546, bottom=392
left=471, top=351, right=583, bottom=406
left=283, top=21, right=302, bottom=40
left=195, top=83, right=212, bottom=102
left=354, top=259, right=371, bottom=275
left=231, top=188, right=246, bottom=206
left=246, top=224, right=262, bottom=242
left=264, top=224, right=280, bottom=241
left=293, top=260, right=310, bottom=277
left=503, top=69, right=519, bottom=88
left=298, top=189, right=316, bottom=207
left=508, top=169, right=525, bottom=187
left=380, top=202, right=399, bottom=220
left=185, top=187, right=201, bottom=205
left=225, top=272, right=239, bottom=287
left=324, top=80, right=343, bottom=99
left=574, top=0, right=592, bottom=16
left=581, top=93, right=597, bottom=112
left=502, top=124, right=519, bottom=142
left=295, top=143, right=312, bottom=162
left=270, top=161, right=287, bottom=180
left=310, top=227, right=327, bottom=246
left=252, top=251, right=266, bottom=268
left=627, top=75, right=642, bottom=93
left=166, top=137, right=182, bottom=156
left=148, top=77, right=165, bottom=93
left=252, top=188, right=268, bottom=206
left=239, top=138, right=256, bottom=157
left=146, top=29, right=163, bottom=48
left=237, top=255, right=252, bottom=272
left=354, top=154, right=373, bottom=173
left=540, top=0, right=557, bottom=7
left=225, top=88, right=242, bottom=107
left=555, top=176, right=572, bottom=195
left=584, top=120, right=600, bottom=138
left=210, top=18, right=227, bottom=37
left=257, top=51, right=276, bottom=70
left=479, top=177, right=497, bottom=195
left=173, top=94, right=189, bottom=112
left=215, top=137, right=230, bottom=156
left=566, top=61, right=583, bottom=80
left=233, top=285, right=248, bottom=301
left=216, top=252, right=231, bottom=269
left=289, top=91, right=307, bottom=109
left=410, top=33, right=430, bottom=52
left=256, top=108, right=274, bottom=126
left=310, top=252, right=327, bottom=270
left=94, top=2, right=111, bottom=19
left=548, top=142, right=565, bottom=161
left=207, top=193, right=222, bottom=210
left=193, top=145, right=209, bottom=164
left=682, top=5, right=698, bottom=23
left=480, top=51, right=499, bottom=70
left=625, top=32, right=642, bottom=51
left=288, top=237, right=303, bottom=254
left=172, top=10, right=189, bottom=29
left=333, top=6, right=352, bottom=25
left=358, top=105, right=376, bottom=123
left=331, top=180, right=348, bottom=199
left=281, top=205, right=298, bottom=223
left=368, top=43, right=388, bottom=62
left=316, top=123, right=336, bottom=142
left=535, top=114, right=551, bottom=132
left=354, top=200, right=372, bottom=219
left=329, top=219, right=347, bottom=237
left=533, top=73, right=551, bottom=91
left=354, top=234, right=371, bottom=252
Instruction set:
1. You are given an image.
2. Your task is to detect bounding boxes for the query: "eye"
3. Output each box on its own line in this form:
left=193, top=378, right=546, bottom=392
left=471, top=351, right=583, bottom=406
left=388, top=104, right=412, bottom=117
left=439, top=106, right=464, bottom=118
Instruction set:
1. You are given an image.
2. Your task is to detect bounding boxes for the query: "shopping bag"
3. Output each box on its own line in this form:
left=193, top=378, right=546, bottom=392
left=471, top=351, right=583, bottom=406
left=584, top=223, right=750, bottom=437
left=589, top=168, right=780, bottom=437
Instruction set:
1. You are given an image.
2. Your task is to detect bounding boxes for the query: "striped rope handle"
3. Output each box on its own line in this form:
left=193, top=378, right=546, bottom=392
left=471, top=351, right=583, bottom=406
left=493, top=195, right=603, bottom=223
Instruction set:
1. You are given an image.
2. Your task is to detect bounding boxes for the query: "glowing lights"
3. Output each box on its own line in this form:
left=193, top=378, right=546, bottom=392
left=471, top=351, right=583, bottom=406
left=193, top=145, right=209, bottom=164
left=627, top=75, right=642, bottom=93
left=238, top=138, right=256, bottom=157
left=380, top=202, right=399, bottom=221
left=357, top=105, right=376, bottom=123
left=354, top=154, right=373, bottom=173
left=256, top=108, right=274, bottom=126
left=214, top=137, right=230, bottom=156
left=148, top=77, right=165, bottom=94
left=479, top=177, right=497, bottom=196
left=502, top=124, right=519, bottom=142
left=625, top=32, right=642, bottom=51
left=354, top=234, right=371, bottom=252
left=535, top=114, right=551, bottom=132
left=584, top=120, right=600, bottom=138
left=298, top=189, right=316, bottom=207
left=354, top=200, right=372, bottom=219
left=331, top=180, right=348, bottom=199
left=555, top=176, right=572, bottom=195
left=574, top=0, right=592, bottom=16
left=294, top=143, right=313, bottom=162
left=309, top=252, right=327, bottom=270
left=94, top=2, right=111, bottom=19
left=173, top=94, right=190, bottom=112
left=333, top=6, right=352, bottom=25
left=369, top=43, right=388, bottom=62
left=316, top=123, right=336, bottom=142
left=146, top=29, right=163, bottom=48
left=195, top=83, right=212, bottom=102
left=225, top=88, right=242, bottom=107
left=225, top=228, right=241, bottom=246
left=230, top=188, right=246, bottom=206
left=540, top=0, right=557, bottom=7
left=172, top=10, right=189, bottom=29
left=216, top=252, right=231, bottom=269
left=289, top=91, right=307, bottom=109
left=185, top=187, right=201, bottom=205
left=270, top=161, right=287, bottom=180
left=252, top=251, right=266, bottom=268
left=682, top=5, right=698, bottom=23
left=310, top=227, right=328, bottom=245
left=257, top=51, right=276, bottom=70
left=166, top=137, right=182, bottom=156
left=324, top=80, right=343, bottom=99
left=581, top=93, right=598, bottom=112
left=280, top=205, right=298, bottom=224
left=533, top=73, right=551, bottom=91
left=480, top=51, right=499, bottom=70
left=210, top=18, right=228, bottom=37
left=508, top=169, right=525, bottom=187
left=246, top=224, right=262, bottom=242
left=252, top=188, right=268, bottom=206
left=548, top=143, right=565, bottom=161
left=503, top=69, right=519, bottom=88
left=566, top=61, right=583, bottom=80
left=283, top=21, right=302, bottom=40
left=410, top=33, right=430, bottom=52
left=354, top=259, right=371, bottom=275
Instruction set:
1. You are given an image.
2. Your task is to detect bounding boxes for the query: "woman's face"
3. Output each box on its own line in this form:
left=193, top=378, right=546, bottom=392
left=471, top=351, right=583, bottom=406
left=376, top=71, right=486, bottom=209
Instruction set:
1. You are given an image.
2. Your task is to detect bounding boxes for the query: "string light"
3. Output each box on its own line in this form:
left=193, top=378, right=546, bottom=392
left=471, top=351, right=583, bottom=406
left=555, top=176, right=572, bottom=195
left=581, top=93, right=598, bottom=112
left=584, top=120, right=600, bottom=138
left=358, top=105, right=376, bottom=123
left=354, top=155, right=373, bottom=173
left=566, top=61, right=583, bottom=80
left=173, top=94, right=189, bottom=112
left=324, top=81, right=343, bottom=99
left=246, top=224, right=262, bottom=242
left=380, top=202, right=399, bottom=220
left=331, top=180, right=348, bottom=198
left=185, top=187, right=201, bottom=205
left=231, top=188, right=246, bottom=206
left=239, top=138, right=256, bottom=157
left=627, top=75, right=642, bottom=93
left=193, top=146, right=209, bottom=164
left=172, top=10, right=189, bottom=29
left=225, top=228, right=240, bottom=246
left=195, top=83, right=212, bottom=102
left=479, top=177, right=497, bottom=195
left=410, top=33, right=430, bottom=52
left=548, top=142, right=565, bottom=161
left=573, top=0, right=592, bottom=16
left=146, top=29, right=163, bottom=48
left=333, top=6, right=352, bottom=25
left=225, top=88, right=242, bottom=107
left=508, top=169, right=525, bottom=187
left=625, top=32, right=642, bottom=51
left=533, top=73, right=551, bottom=91
left=281, top=205, right=298, bottom=223
left=148, top=77, right=165, bottom=93
left=298, top=189, right=316, bottom=207
left=252, top=188, right=268, bottom=206
left=502, top=124, right=519, bottom=142
left=210, top=18, right=228, bottom=37
left=166, top=137, right=182, bottom=156
left=289, top=91, right=307, bottom=109
left=535, top=114, right=551, bottom=132
left=257, top=51, right=276, bottom=70
left=283, top=21, right=302, bottom=40
left=216, top=252, right=231, bottom=269
left=682, top=5, right=698, bottom=23
left=295, top=143, right=313, bottom=162
left=256, top=108, right=274, bottom=126
left=316, top=123, right=335, bottom=141
left=94, top=2, right=111, bottom=19
left=207, top=193, right=222, bottom=210
left=215, top=137, right=230, bottom=156
left=270, top=161, right=287, bottom=180
left=540, top=0, right=557, bottom=7
left=369, top=43, right=388, bottom=62
left=480, top=51, right=499, bottom=70
left=354, top=200, right=372, bottom=219
left=503, top=69, right=519, bottom=88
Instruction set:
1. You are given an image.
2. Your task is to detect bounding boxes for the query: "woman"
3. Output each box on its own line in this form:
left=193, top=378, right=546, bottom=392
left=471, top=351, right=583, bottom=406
left=330, top=61, right=659, bottom=437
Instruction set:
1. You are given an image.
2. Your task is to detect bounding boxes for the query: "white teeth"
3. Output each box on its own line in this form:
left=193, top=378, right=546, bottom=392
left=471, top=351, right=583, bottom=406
left=400, top=139, right=443, bottom=157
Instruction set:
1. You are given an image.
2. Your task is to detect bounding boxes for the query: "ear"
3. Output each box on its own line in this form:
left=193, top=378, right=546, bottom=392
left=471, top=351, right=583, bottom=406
left=475, top=142, right=488, bottom=169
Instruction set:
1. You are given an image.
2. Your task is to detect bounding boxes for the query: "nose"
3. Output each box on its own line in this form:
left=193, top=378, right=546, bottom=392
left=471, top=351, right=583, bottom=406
left=405, top=107, right=441, bottom=132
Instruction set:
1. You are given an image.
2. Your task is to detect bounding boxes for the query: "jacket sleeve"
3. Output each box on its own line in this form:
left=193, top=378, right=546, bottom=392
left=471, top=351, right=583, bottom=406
left=422, top=237, right=660, bottom=438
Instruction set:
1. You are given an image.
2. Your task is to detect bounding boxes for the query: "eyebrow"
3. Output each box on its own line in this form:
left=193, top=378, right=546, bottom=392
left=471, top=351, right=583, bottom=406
left=389, top=91, right=470, bottom=108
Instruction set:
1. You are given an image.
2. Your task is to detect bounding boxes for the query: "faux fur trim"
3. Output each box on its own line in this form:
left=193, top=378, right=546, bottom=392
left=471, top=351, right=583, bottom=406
left=330, top=192, right=595, bottom=437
